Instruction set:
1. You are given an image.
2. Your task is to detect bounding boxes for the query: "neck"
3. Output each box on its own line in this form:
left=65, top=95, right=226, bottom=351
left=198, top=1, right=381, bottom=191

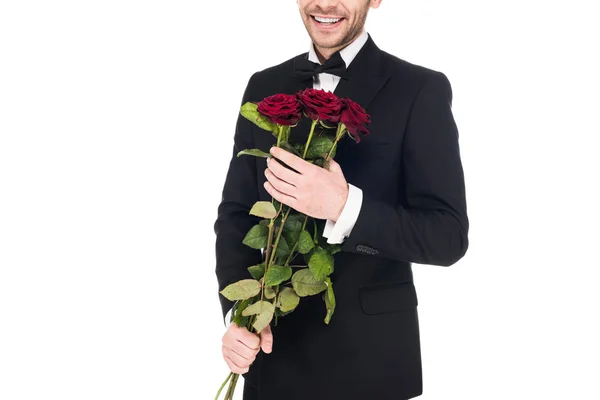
left=313, top=29, right=364, bottom=63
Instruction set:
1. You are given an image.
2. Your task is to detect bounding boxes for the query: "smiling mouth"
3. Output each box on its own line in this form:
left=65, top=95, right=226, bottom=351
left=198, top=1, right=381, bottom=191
left=311, top=15, right=345, bottom=26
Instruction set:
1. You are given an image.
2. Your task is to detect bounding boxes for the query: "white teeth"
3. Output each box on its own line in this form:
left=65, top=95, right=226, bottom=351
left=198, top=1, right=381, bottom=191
left=314, top=16, right=341, bottom=24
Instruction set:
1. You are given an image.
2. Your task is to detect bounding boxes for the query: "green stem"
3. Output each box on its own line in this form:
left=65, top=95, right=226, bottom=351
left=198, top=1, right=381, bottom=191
left=268, top=206, right=292, bottom=267
left=261, top=218, right=276, bottom=305
left=302, top=119, right=319, bottom=159
left=224, top=374, right=235, bottom=400
left=283, top=215, right=309, bottom=266
left=325, top=124, right=345, bottom=161
left=215, top=372, right=233, bottom=400
left=336, top=123, right=347, bottom=141
left=325, top=141, right=337, bottom=161
left=276, top=125, right=284, bottom=147
left=264, top=221, right=275, bottom=269
left=272, top=128, right=284, bottom=206
left=263, top=127, right=286, bottom=309
left=225, top=373, right=240, bottom=399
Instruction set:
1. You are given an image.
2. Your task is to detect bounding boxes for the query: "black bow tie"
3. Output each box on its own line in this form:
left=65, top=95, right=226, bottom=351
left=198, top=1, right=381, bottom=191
left=293, top=51, right=346, bottom=80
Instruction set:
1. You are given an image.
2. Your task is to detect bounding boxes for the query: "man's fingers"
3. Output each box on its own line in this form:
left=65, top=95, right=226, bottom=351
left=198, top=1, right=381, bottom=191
left=264, top=181, right=297, bottom=209
left=230, top=324, right=260, bottom=350
left=224, top=346, right=253, bottom=370
left=270, top=147, right=312, bottom=174
left=267, top=157, right=301, bottom=186
left=223, top=352, right=249, bottom=374
left=221, top=325, right=262, bottom=374
left=259, top=325, right=273, bottom=354
left=265, top=167, right=298, bottom=197
left=227, top=339, right=258, bottom=361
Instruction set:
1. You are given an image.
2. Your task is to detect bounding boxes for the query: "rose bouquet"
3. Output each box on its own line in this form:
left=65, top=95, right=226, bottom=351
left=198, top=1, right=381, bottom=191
left=215, top=88, right=370, bottom=400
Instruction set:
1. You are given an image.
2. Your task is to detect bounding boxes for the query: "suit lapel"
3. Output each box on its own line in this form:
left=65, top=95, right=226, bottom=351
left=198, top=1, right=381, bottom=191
left=334, top=35, right=391, bottom=151
left=334, top=35, right=390, bottom=113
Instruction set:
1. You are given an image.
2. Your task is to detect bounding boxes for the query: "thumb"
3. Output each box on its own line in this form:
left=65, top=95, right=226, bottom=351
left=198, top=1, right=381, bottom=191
left=327, top=157, right=341, bottom=173
left=259, top=324, right=273, bottom=354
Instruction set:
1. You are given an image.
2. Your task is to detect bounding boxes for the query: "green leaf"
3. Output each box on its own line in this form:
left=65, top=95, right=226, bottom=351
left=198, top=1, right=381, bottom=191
left=282, top=218, right=302, bottom=249
left=232, top=298, right=252, bottom=326
left=316, top=235, right=342, bottom=255
left=282, top=235, right=299, bottom=256
left=254, top=311, right=275, bottom=333
left=220, top=279, right=261, bottom=301
left=242, top=300, right=274, bottom=316
left=240, top=102, right=277, bottom=133
left=282, top=230, right=296, bottom=249
left=259, top=219, right=270, bottom=227
left=274, top=235, right=290, bottom=258
left=237, top=148, right=272, bottom=158
left=327, top=243, right=342, bottom=255
left=273, top=199, right=282, bottom=213
left=275, top=308, right=294, bottom=318
left=247, top=263, right=265, bottom=280
left=308, top=246, right=334, bottom=281
left=283, top=218, right=302, bottom=234
left=323, top=277, right=336, bottom=324
left=264, top=265, right=292, bottom=287
left=264, top=286, right=277, bottom=299
left=291, top=269, right=327, bottom=297
left=242, top=224, right=269, bottom=249
left=279, top=141, right=303, bottom=157
left=249, top=201, right=278, bottom=219
left=303, top=247, right=314, bottom=265
left=305, top=135, right=336, bottom=159
left=242, top=301, right=275, bottom=333
left=298, top=230, right=314, bottom=254
left=277, top=287, right=300, bottom=312
left=293, top=142, right=304, bottom=156
left=286, top=213, right=306, bottom=225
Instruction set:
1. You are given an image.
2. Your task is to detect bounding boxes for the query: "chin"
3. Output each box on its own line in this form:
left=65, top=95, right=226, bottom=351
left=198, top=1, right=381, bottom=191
left=309, top=32, right=345, bottom=49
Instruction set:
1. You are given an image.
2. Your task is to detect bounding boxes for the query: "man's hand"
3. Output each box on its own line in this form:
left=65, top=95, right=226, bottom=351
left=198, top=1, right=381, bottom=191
left=221, top=323, right=273, bottom=374
left=264, top=147, right=349, bottom=221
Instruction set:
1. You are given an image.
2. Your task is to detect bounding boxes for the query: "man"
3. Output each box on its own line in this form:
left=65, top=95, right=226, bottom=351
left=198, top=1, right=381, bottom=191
left=214, top=0, right=469, bottom=399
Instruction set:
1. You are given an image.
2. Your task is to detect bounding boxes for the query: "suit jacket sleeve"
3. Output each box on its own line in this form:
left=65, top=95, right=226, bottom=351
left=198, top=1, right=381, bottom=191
left=340, top=72, right=469, bottom=266
left=214, top=73, right=264, bottom=319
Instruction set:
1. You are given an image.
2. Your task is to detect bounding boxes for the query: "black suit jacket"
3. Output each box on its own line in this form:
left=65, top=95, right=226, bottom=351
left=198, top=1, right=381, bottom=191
left=214, top=35, right=469, bottom=400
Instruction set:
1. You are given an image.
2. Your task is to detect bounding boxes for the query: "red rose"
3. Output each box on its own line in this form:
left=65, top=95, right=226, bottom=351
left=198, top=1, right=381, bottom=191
left=257, top=94, right=302, bottom=126
left=340, top=99, right=371, bottom=143
left=297, top=88, right=343, bottom=123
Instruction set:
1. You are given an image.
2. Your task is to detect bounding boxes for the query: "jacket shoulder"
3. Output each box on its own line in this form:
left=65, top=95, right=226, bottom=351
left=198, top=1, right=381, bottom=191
left=380, top=50, right=451, bottom=86
left=247, top=53, right=307, bottom=90
left=378, top=49, right=453, bottom=102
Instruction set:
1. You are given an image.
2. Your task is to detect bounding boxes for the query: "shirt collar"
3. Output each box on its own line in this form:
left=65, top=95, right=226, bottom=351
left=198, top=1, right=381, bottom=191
left=308, top=30, right=369, bottom=68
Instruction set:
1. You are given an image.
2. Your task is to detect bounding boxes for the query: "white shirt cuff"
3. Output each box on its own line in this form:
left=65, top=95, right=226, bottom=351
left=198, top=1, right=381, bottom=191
left=322, top=184, right=363, bottom=244
left=224, top=306, right=233, bottom=328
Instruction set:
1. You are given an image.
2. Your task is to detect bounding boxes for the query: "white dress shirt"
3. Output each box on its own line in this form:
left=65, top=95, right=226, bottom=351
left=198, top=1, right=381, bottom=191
left=225, top=32, right=369, bottom=327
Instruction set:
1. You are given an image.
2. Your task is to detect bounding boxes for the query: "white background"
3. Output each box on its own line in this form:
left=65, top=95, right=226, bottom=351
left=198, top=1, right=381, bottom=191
left=1, top=1, right=599, bottom=399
